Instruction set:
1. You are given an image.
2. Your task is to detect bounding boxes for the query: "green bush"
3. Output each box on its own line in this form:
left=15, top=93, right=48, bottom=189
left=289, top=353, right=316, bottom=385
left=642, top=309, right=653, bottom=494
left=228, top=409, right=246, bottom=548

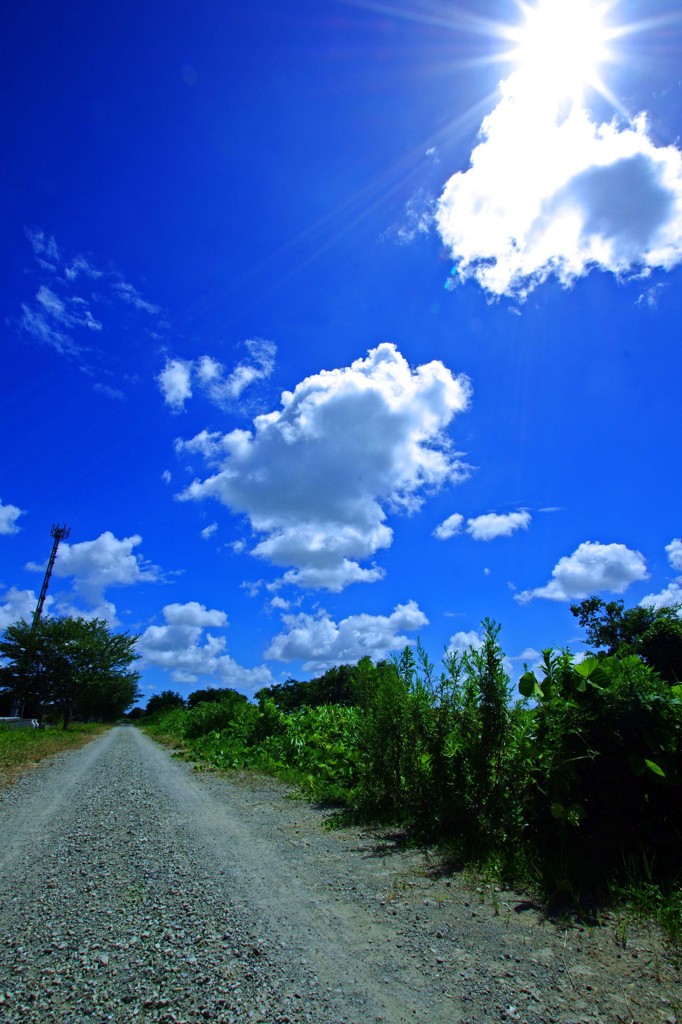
left=184, top=692, right=249, bottom=739
left=520, top=651, right=682, bottom=893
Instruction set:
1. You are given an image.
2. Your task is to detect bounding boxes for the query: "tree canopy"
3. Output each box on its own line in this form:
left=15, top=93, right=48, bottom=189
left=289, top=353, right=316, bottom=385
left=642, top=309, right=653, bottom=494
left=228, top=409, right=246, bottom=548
left=570, top=596, right=682, bottom=683
left=144, top=690, right=186, bottom=715
left=0, top=616, right=141, bottom=729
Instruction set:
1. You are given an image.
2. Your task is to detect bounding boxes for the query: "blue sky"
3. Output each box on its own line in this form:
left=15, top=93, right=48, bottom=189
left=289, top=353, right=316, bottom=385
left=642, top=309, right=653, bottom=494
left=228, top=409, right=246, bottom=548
left=2, top=0, right=682, bottom=703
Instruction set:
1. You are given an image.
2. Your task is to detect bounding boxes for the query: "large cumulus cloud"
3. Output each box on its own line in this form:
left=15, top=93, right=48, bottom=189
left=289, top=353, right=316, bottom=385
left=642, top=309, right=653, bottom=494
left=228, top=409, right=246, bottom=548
left=436, top=67, right=682, bottom=297
left=176, top=344, right=471, bottom=591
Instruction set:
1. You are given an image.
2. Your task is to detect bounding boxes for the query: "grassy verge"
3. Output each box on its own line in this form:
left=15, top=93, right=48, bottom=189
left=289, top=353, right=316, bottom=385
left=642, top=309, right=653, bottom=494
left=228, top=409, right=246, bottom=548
left=0, top=723, right=111, bottom=790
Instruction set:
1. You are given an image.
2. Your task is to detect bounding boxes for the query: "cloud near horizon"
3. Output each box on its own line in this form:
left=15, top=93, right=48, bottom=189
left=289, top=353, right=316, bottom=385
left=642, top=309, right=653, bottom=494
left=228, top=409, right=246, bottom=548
left=640, top=538, right=682, bottom=610
left=176, top=343, right=471, bottom=592
left=136, top=601, right=273, bottom=690
left=435, top=66, right=682, bottom=297
left=0, top=586, right=49, bottom=630
left=265, top=600, right=428, bottom=672
left=515, top=540, right=648, bottom=603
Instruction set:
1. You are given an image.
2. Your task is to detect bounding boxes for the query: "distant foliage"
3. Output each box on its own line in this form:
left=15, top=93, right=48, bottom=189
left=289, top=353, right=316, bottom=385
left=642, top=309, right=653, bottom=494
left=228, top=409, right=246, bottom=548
left=256, top=664, right=356, bottom=712
left=570, top=596, right=682, bottom=683
left=145, top=690, right=186, bottom=715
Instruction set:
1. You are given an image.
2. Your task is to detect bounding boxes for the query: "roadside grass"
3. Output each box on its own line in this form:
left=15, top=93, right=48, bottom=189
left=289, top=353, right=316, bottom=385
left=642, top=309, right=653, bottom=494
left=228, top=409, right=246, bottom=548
left=0, top=723, right=111, bottom=789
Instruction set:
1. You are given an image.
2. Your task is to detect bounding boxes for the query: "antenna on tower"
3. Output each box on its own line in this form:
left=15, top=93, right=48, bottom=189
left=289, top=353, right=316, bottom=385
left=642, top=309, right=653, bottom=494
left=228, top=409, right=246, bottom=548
left=32, top=523, right=71, bottom=628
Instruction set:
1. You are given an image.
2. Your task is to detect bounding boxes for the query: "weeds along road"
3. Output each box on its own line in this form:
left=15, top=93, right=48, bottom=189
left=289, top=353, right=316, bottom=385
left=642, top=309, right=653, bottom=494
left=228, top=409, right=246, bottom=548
left=0, top=725, right=679, bottom=1024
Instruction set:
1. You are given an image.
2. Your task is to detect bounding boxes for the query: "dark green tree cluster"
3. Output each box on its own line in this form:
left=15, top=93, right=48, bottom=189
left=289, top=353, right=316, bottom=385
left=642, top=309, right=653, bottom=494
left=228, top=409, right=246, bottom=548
left=570, top=597, right=682, bottom=682
left=144, top=689, right=186, bottom=715
left=256, top=664, right=356, bottom=712
left=0, top=616, right=141, bottom=729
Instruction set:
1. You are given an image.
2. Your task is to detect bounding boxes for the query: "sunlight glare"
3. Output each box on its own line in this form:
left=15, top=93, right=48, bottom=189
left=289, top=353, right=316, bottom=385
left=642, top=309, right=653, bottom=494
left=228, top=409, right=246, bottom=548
left=511, top=0, right=610, bottom=103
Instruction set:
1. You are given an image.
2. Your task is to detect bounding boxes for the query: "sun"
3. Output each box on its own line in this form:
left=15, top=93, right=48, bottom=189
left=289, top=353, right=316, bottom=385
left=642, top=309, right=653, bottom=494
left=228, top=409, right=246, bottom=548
left=508, top=0, right=612, bottom=104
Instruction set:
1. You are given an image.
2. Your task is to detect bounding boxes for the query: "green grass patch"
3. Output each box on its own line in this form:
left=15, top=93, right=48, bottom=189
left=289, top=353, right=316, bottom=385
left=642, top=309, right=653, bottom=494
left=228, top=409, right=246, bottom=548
left=0, top=723, right=110, bottom=788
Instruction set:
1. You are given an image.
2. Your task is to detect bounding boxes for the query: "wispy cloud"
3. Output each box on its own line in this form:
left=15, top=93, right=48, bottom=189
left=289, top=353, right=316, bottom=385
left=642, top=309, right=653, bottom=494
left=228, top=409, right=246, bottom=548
left=435, top=66, right=682, bottom=296
left=18, top=230, right=163, bottom=366
left=157, top=339, right=277, bottom=412
left=176, top=343, right=471, bottom=592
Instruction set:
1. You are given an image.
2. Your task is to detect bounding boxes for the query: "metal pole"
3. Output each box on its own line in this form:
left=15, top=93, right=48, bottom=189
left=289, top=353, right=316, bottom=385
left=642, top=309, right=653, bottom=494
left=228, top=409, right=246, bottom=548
left=33, top=523, right=71, bottom=627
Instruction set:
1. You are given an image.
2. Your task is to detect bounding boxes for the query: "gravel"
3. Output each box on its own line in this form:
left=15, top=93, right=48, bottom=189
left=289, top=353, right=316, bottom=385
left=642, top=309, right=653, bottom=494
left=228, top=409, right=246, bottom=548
left=0, top=724, right=678, bottom=1024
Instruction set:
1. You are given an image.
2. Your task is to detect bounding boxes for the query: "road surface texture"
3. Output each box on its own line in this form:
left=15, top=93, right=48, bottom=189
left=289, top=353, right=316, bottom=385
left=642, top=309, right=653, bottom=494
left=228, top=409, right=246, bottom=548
left=0, top=725, right=678, bottom=1024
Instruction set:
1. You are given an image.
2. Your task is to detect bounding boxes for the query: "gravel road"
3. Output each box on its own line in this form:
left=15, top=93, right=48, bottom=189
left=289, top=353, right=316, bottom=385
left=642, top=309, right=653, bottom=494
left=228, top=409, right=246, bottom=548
left=0, top=724, right=678, bottom=1024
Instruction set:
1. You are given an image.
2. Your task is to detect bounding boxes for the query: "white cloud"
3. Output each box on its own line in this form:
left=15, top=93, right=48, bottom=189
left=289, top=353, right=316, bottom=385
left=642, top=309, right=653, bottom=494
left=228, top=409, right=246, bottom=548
left=93, top=383, right=125, bottom=401
left=434, top=513, right=464, bottom=540
left=640, top=582, right=682, bottom=611
left=665, top=538, right=682, bottom=572
left=0, top=587, right=47, bottom=630
left=435, top=509, right=531, bottom=541
left=516, top=541, right=648, bottom=603
left=200, top=523, right=218, bottom=540
left=51, top=531, right=160, bottom=596
left=19, top=232, right=162, bottom=362
left=162, top=470, right=172, bottom=484
left=265, top=600, right=428, bottom=672
left=436, top=62, right=682, bottom=296
left=25, top=532, right=162, bottom=621
left=137, top=601, right=273, bottom=691
left=395, top=190, right=435, bottom=244
left=112, top=280, right=161, bottom=314
left=176, top=344, right=471, bottom=591
left=447, top=629, right=484, bottom=654
left=197, top=338, right=276, bottom=404
left=158, top=358, right=193, bottom=412
left=466, top=510, right=531, bottom=541
left=159, top=340, right=277, bottom=413
left=639, top=538, right=682, bottom=610
left=0, top=499, right=26, bottom=535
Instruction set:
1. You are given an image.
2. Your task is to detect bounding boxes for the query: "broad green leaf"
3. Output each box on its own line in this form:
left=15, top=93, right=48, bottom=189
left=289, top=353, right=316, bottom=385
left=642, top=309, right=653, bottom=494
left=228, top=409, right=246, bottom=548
left=550, top=802, right=566, bottom=819
left=519, top=671, right=543, bottom=699
left=575, top=657, right=600, bottom=677
left=566, top=803, right=586, bottom=827
left=644, top=759, right=666, bottom=779
left=575, top=658, right=610, bottom=688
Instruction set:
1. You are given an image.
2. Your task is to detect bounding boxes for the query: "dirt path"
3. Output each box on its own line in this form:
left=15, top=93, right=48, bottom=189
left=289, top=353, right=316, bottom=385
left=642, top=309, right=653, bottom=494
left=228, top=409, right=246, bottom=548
left=0, top=725, right=678, bottom=1024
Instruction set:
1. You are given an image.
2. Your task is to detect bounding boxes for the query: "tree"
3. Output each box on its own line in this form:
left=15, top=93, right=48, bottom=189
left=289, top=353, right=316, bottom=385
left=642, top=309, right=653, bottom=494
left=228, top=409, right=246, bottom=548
left=187, top=686, right=247, bottom=709
left=0, top=616, right=141, bottom=729
left=145, top=690, right=186, bottom=715
left=570, top=597, right=682, bottom=683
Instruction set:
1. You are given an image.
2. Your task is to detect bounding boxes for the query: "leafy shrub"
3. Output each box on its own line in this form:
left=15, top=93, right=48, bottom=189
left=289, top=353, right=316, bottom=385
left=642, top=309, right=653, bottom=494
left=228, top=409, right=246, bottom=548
left=520, top=652, right=682, bottom=892
left=184, top=692, right=249, bottom=739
